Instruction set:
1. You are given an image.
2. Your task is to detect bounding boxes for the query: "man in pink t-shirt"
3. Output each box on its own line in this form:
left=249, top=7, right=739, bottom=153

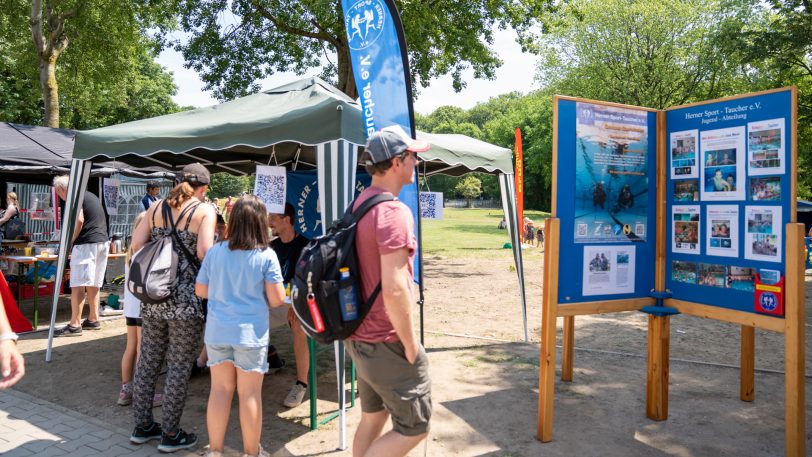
left=347, top=128, right=432, bottom=457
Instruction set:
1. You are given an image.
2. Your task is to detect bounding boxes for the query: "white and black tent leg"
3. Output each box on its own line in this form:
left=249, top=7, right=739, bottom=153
left=499, top=173, right=528, bottom=342
left=46, top=159, right=92, bottom=362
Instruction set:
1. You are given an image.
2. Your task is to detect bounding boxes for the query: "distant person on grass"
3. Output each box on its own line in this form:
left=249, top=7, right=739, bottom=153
left=536, top=226, right=544, bottom=248
left=347, top=129, right=432, bottom=457
left=196, top=195, right=287, bottom=457
left=53, top=175, right=110, bottom=337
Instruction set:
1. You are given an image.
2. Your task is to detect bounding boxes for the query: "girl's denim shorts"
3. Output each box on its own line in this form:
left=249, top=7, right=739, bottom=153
left=206, top=344, right=269, bottom=373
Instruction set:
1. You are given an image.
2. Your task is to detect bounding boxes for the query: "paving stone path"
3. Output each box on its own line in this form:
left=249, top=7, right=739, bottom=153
left=0, top=388, right=196, bottom=457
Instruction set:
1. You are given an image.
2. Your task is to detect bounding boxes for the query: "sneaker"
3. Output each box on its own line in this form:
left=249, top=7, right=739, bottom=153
left=241, top=445, right=270, bottom=457
left=157, top=429, right=198, bottom=453
left=53, top=325, right=82, bottom=337
left=81, top=319, right=101, bottom=330
left=283, top=382, right=307, bottom=408
left=117, top=384, right=133, bottom=406
left=130, top=422, right=162, bottom=444
left=152, top=392, right=164, bottom=408
left=204, top=451, right=224, bottom=457
left=100, top=305, right=123, bottom=316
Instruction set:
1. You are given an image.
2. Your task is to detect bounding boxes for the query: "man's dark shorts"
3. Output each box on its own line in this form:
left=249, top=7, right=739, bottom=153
left=346, top=340, right=431, bottom=436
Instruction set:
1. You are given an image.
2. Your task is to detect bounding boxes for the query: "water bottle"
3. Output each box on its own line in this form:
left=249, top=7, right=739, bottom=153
left=337, top=267, right=359, bottom=321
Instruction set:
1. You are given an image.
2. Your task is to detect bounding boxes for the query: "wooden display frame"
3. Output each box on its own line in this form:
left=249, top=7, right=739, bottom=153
left=537, top=88, right=805, bottom=457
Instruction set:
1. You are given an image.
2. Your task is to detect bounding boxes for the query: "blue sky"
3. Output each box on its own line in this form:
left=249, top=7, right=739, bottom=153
left=156, top=27, right=537, bottom=115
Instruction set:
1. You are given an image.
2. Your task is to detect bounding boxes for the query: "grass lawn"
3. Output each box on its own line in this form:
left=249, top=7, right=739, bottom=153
left=422, top=207, right=549, bottom=259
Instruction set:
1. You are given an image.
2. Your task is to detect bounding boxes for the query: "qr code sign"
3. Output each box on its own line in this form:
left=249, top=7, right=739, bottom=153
left=254, top=166, right=287, bottom=213
left=420, top=192, right=442, bottom=220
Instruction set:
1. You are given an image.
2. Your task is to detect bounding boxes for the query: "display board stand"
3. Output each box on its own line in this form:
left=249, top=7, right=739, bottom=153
left=537, top=88, right=805, bottom=456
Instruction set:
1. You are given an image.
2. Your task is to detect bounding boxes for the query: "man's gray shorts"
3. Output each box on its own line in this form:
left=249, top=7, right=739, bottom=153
left=346, top=340, right=432, bottom=436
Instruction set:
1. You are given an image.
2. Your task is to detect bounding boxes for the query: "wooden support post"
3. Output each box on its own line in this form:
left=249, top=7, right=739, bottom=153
left=537, top=218, right=559, bottom=442
left=646, top=314, right=670, bottom=421
left=655, top=110, right=667, bottom=292
left=645, top=109, right=671, bottom=422
left=740, top=325, right=755, bottom=402
left=561, top=316, right=574, bottom=382
left=784, top=223, right=806, bottom=457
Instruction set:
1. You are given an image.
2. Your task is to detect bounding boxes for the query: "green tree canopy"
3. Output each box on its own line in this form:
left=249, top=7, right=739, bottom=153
left=534, top=0, right=747, bottom=109
left=0, top=0, right=179, bottom=128
left=209, top=173, right=251, bottom=199
left=454, top=175, right=483, bottom=207
left=172, top=0, right=552, bottom=100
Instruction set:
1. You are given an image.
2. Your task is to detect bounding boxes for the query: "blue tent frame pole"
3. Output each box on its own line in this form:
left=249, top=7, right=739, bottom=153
left=45, top=159, right=92, bottom=362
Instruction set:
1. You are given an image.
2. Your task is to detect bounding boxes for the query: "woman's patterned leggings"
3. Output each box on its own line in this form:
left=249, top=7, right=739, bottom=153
left=133, top=316, right=203, bottom=434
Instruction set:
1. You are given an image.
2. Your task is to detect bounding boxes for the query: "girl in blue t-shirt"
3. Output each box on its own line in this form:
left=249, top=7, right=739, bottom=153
left=195, top=195, right=286, bottom=457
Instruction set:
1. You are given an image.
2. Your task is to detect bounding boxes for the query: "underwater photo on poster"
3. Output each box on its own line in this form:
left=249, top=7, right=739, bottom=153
left=573, top=102, right=649, bottom=243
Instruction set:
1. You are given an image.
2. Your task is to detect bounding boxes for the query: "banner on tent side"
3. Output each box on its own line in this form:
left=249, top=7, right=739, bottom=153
left=286, top=171, right=371, bottom=239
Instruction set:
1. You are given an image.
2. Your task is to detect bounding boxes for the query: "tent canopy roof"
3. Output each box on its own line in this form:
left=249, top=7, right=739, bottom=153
left=0, top=122, right=174, bottom=180
left=72, top=77, right=366, bottom=174
left=72, top=77, right=514, bottom=177
left=0, top=123, right=74, bottom=167
left=416, top=131, right=512, bottom=176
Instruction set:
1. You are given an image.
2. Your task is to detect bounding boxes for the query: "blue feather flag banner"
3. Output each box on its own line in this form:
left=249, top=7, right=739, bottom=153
left=341, top=0, right=422, bottom=282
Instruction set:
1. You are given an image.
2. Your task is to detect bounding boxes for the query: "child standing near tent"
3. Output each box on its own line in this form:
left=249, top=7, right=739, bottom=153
left=118, top=212, right=163, bottom=407
left=195, top=195, right=287, bottom=457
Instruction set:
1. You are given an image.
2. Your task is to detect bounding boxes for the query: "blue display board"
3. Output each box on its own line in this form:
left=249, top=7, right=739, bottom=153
left=665, top=89, right=794, bottom=314
left=555, top=98, right=658, bottom=303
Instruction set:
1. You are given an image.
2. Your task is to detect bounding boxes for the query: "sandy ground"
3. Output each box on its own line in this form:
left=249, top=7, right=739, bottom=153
left=10, top=252, right=812, bottom=456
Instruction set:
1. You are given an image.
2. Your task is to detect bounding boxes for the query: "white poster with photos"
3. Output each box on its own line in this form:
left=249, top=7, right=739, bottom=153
left=419, top=192, right=443, bottom=220
left=672, top=205, right=700, bottom=255
left=670, top=129, right=699, bottom=179
left=253, top=165, right=287, bottom=214
left=705, top=205, right=739, bottom=258
left=582, top=245, right=636, bottom=296
left=747, top=118, right=785, bottom=176
left=744, top=206, right=782, bottom=262
left=700, top=126, right=746, bottom=201
left=102, top=178, right=120, bottom=216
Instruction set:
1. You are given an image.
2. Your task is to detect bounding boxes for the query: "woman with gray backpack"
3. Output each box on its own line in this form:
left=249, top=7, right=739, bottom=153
left=127, top=163, right=216, bottom=453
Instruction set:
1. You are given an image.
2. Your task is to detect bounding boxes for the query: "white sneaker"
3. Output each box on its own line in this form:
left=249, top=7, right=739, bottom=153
left=241, top=445, right=270, bottom=457
left=99, top=305, right=123, bottom=316
left=283, top=383, right=307, bottom=408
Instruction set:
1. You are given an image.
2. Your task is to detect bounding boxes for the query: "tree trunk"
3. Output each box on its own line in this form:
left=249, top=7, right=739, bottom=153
left=30, top=0, right=72, bottom=128
left=39, top=55, right=59, bottom=128
left=336, top=41, right=357, bottom=99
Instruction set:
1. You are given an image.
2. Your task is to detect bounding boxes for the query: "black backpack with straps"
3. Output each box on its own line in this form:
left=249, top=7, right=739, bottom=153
left=128, top=201, right=200, bottom=305
left=290, top=193, right=394, bottom=344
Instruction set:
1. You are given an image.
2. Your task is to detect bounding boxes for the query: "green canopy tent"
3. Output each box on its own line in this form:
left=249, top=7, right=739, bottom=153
left=45, top=76, right=526, bottom=446
left=47, top=77, right=366, bottom=353
left=46, top=77, right=368, bottom=449
left=415, top=131, right=528, bottom=341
